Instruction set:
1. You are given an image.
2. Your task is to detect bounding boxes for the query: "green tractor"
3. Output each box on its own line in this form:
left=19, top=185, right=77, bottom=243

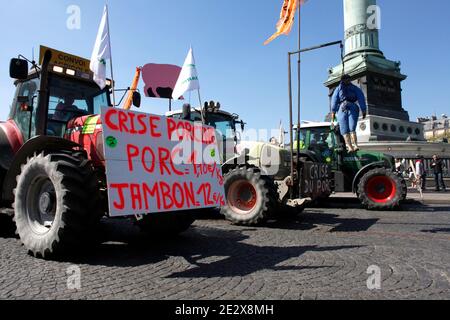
left=296, top=122, right=407, bottom=210
left=167, top=103, right=331, bottom=225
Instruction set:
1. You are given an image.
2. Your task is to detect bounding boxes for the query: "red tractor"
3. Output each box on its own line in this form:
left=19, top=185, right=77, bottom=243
left=0, top=47, right=196, bottom=259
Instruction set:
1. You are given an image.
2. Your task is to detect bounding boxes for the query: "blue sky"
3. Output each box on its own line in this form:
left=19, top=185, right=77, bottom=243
left=0, top=0, right=449, bottom=130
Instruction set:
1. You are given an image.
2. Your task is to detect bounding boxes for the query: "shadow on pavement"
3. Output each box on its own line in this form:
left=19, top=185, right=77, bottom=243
left=399, top=204, right=450, bottom=213
left=309, top=197, right=362, bottom=209
left=421, top=228, right=450, bottom=234
left=263, top=211, right=379, bottom=233
left=168, top=243, right=361, bottom=279
left=51, top=219, right=362, bottom=276
left=0, top=215, right=17, bottom=239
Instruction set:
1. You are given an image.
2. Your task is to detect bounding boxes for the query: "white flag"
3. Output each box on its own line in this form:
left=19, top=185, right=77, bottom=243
left=90, top=6, right=111, bottom=89
left=279, top=120, right=285, bottom=147
left=172, top=47, right=200, bottom=100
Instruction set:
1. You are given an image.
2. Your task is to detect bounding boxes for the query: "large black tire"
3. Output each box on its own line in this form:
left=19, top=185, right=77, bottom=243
left=357, top=168, right=403, bottom=210
left=13, top=151, right=102, bottom=259
left=221, top=167, right=277, bottom=225
left=136, top=211, right=195, bottom=237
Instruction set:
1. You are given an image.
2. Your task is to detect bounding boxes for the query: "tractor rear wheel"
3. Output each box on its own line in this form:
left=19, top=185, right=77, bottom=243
left=358, top=168, right=403, bottom=210
left=221, top=167, right=277, bottom=225
left=13, top=151, right=102, bottom=259
left=136, top=211, right=195, bottom=237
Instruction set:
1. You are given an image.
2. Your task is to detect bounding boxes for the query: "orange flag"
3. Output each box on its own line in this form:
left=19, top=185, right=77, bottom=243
left=264, top=0, right=306, bottom=45
left=123, top=67, right=141, bottom=110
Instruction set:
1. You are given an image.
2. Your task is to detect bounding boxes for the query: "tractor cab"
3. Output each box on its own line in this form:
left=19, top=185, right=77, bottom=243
left=166, top=102, right=245, bottom=163
left=297, top=122, right=395, bottom=192
left=8, top=46, right=112, bottom=143
left=299, top=123, right=390, bottom=169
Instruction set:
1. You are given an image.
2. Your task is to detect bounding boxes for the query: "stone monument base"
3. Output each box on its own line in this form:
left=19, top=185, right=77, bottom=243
left=359, top=140, right=450, bottom=179
left=357, top=115, right=425, bottom=142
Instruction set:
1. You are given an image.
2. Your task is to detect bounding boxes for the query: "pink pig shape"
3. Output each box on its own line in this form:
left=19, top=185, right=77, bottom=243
left=142, top=63, right=183, bottom=100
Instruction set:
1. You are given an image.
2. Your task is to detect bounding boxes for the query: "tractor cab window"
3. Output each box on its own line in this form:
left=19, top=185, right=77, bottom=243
left=295, top=129, right=307, bottom=151
left=171, top=112, right=236, bottom=140
left=306, top=127, right=337, bottom=164
left=11, top=78, right=40, bottom=140
left=170, top=112, right=202, bottom=122
left=205, top=113, right=236, bottom=141
left=309, top=128, right=335, bottom=150
left=46, top=74, right=110, bottom=136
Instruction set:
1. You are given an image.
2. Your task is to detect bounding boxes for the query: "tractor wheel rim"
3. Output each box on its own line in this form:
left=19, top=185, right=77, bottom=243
left=26, top=176, right=57, bottom=234
left=366, top=175, right=397, bottom=204
left=227, top=180, right=258, bottom=215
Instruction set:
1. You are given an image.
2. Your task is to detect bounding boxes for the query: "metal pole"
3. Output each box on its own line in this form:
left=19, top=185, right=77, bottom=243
left=296, top=3, right=302, bottom=198
left=106, top=5, right=116, bottom=107
left=198, top=89, right=205, bottom=124
left=289, top=40, right=342, bottom=55
left=288, top=52, right=295, bottom=199
left=286, top=39, right=343, bottom=199
left=297, top=4, right=301, bottom=128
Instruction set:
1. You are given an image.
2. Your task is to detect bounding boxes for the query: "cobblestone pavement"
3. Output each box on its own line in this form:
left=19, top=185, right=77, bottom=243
left=1, top=201, right=450, bottom=300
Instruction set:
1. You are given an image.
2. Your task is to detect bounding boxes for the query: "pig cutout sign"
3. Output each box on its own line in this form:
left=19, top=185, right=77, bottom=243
left=142, top=63, right=182, bottom=100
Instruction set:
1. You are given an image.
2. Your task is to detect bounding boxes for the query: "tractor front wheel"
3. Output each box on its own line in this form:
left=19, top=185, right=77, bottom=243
left=13, top=151, right=102, bottom=259
left=221, top=167, right=277, bottom=225
left=358, top=168, right=403, bottom=210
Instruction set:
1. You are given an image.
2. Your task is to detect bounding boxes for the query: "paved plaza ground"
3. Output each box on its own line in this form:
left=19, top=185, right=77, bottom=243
left=0, top=195, right=449, bottom=300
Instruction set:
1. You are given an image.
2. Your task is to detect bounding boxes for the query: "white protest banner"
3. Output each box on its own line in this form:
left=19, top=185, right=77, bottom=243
left=101, top=106, right=226, bottom=217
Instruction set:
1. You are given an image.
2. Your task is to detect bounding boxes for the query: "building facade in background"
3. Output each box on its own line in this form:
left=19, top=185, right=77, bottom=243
left=418, top=115, right=450, bottom=141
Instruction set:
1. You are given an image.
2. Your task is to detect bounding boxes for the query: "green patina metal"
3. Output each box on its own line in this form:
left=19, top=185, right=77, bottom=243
left=326, top=0, right=405, bottom=87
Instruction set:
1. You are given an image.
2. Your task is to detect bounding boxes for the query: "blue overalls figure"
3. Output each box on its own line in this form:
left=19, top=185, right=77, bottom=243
left=331, top=75, right=367, bottom=152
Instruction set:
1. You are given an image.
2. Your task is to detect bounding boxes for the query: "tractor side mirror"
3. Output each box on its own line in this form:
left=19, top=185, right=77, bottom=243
left=132, top=91, right=141, bottom=108
left=10, top=58, right=29, bottom=80
left=236, top=120, right=245, bottom=131
left=182, top=103, right=192, bottom=121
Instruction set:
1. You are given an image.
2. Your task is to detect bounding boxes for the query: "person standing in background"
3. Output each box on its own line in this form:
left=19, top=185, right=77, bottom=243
left=415, top=156, right=427, bottom=191
left=395, top=159, right=405, bottom=174
left=431, top=155, right=447, bottom=192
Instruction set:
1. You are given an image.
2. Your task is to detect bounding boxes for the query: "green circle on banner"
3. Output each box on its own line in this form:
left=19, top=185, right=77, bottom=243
left=106, top=136, right=118, bottom=148
left=210, top=149, right=216, bottom=158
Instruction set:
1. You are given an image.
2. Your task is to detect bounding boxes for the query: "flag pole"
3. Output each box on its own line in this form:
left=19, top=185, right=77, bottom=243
left=198, top=89, right=205, bottom=124
left=192, top=45, right=205, bottom=123
left=106, top=4, right=116, bottom=107
left=297, top=2, right=301, bottom=128
left=295, top=1, right=302, bottom=197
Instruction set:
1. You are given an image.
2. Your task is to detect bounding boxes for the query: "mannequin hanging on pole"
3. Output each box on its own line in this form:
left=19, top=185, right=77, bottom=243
left=331, top=75, right=367, bottom=152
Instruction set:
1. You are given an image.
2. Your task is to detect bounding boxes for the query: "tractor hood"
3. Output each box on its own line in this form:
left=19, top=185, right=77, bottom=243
left=345, top=150, right=394, bottom=170
left=237, top=140, right=291, bottom=180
